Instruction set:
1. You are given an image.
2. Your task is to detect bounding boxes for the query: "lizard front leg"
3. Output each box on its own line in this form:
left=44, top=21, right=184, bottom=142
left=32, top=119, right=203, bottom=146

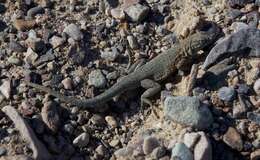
left=140, top=79, right=161, bottom=107
left=127, top=58, right=147, bottom=74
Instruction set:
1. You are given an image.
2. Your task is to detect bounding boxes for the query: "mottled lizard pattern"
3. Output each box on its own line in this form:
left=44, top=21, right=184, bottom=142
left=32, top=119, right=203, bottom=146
left=25, top=22, right=221, bottom=109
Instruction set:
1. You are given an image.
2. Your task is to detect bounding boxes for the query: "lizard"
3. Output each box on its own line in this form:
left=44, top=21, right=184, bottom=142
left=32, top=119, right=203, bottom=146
left=25, top=21, right=221, bottom=110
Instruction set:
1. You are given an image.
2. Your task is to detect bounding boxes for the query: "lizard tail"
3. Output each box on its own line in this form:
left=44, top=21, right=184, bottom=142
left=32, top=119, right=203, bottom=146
left=24, top=75, right=138, bottom=109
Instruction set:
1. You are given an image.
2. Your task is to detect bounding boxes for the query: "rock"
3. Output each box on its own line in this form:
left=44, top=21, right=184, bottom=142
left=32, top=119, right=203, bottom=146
left=90, top=114, right=105, bottom=125
left=217, top=87, right=236, bottom=102
left=62, top=77, right=73, bottom=90
left=9, top=41, right=26, bottom=52
left=247, top=112, right=260, bottom=125
left=26, top=38, right=46, bottom=53
left=194, top=132, right=212, bottom=160
left=171, top=142, right=193, bottom=160
left=124, top=4, right=150, bottom=22
left=151, top=147, right=166, bottom=159
left=7, top=56, right=21, bottom=65
left=63, top=23, right=83, bottom=41
left=101, top=49, right=119, bottom=61
left=127, top=35, right=139, bottom=49
left=24, top=48, right=39, bottom=65
left=183, top=132, right=200, bottom=149
left=27, top=6, right=45, bottom=19
left=13, top=19, right=37, bottom=31
left=49, top=35, right=64, bottom=48
left=236, top=83, right=250, bottom=95
left=223, top=127, right=243, bottom=151
left=34, top=50, right=55, bottom=65
left=164, top=96, right=213, bottom=130
left=251, top=149, right=260, bottom=160
left=0, top=147, right=7, bottom=156
left=105, top=116, right=118, bottom=128
left=1, top=106, right=51, bottom=160
left=203, top=27, right=260, bottom=69
left=231, top=22, right=249, bottom=32
left=143, top=136, right=160, bottom=155
left=252, top=138, right=260, bottom=148
left=95, top=145, right=107, bottom=156
left=41, top=101, right=60, bottom=133
left=0, top=3, right=6, bottom=13
left=114, top=146, right=134, bottom=158
left=87, top=69, right=107, bottom=88
left=73, top=132, right=90, bottom=147
left=227, top=0, right=255, bottom=7
left=110, top=8, right=125, bottom=20
left=0, top=80, right=11, bottom=99
left=63, top=123, right=74, bottom=134
left=254, top=79, right=260, bottom=95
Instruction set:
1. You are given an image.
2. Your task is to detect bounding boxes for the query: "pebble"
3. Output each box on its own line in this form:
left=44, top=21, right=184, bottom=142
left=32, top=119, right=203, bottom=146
left=183, top=132, right=200, bottom=149
left=105, top=116, right=118, bottom=128
left=27, top=6, right=45, bottom=19
left=127, top=35, right=139, bottom=49
left=0, top=80, right=11, bottom=99
left=63, top=23, right=83, bottom=41
left=64, top=123, right=74, bottom=134
left=13, top=19, right=37, bottom=31
left=151, top=147, right=166, bottom=159
left=110, top=139, right=120, bottom=147
left=110, top=8, right=125, bottom=20
left=223, top=127, right=243, bottom=151
left=90, top=114, right=105, bottom=125
left=236, top=83, right=250, bottom=95
left=114, top=146, right=134, bottom=158
left=101, top=49, right=119, bottom=61
left=7, top=56, right=22, bottom=65
left=254, top=79, right=260, bottom=95
left=9, top=41, right=26, bottom=53
left=0, top=147, right=7, bottom=156
left=62, top=77, right=73, bottom=90
left=164, top=96, right=213, bottom=130
left=247, top=112, right=260, bottom=125
left=143, top=136, right=160, bottom=155
left=252, top=138, right=260, bottom=148
left=0, top=3, right=5, bottom=13
left=41, top=101, right=60, bottom=133
left=217, top=87, right=236, bottom=102
left=73, top=132, right=90, bottom=147
left=49, top=35, right=64, bottom=48
left=251, top=149, right=260, bottom=160
left=87, top=69, right=107, bottom=88
left=194, top=132, right=212, bottom=160
left=24, top=48, right=39, bottom=65
left=95, top=145, right=107, bottom=156
left=124, top=4, right=150, bottom=22
left=27, top=38, right=46, bottom=53
left=171, top=142, right=193, bottom=160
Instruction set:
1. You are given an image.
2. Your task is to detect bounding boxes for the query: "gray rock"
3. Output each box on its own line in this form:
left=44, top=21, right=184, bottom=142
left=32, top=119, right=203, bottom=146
left=171, top=142, right=193, bottom=160
left=124, top=4, right=150, bottom=22
left=9, top=41, right=26, bottom=52
left=151, top=147, right=166, bottom=159
left=127, top=35, right=139, bottom=49
left=0, top=147, right=7, bottom=156
left=0, top=80, right=11, bottom=99
left=227, top=0, right=255, bottom=7
left=73, top=132, right=90, bottom=147
left=27, top=6, right=45, bottom=19
left=164, top=96, right=213, bottom=130
left=183, top=132, right=200, bottom=149
left=63, top=24, right=83, bottom=41
left=203, top=27, right=260, bottom=69
left=194, top=132, right=212, bottom=160
left=87, top=70, right=107, bottom=88
left=217, top=87, right=236, bottom=102
left=252, top=138, right=260, bottom=148
left=101, top=49, right=119, bottom=61
left=254, top=79, right=260, bottom=95
left=143, top=136, right=160, bottom=155
left=247, top=112, right=260, bottom=125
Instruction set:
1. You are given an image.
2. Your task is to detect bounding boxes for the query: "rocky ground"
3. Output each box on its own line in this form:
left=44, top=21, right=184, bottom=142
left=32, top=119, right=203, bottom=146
left=0, top=0, right=260, bottom=160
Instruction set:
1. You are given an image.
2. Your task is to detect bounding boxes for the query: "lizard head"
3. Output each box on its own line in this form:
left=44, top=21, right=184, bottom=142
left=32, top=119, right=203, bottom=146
left=185, top=21, right=222, bottom=57
left=176, top=21, right=222, bottom=72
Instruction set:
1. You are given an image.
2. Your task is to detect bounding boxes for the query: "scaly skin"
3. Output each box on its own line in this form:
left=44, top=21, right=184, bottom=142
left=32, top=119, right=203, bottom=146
left=25, top=22, right=221, bottom=109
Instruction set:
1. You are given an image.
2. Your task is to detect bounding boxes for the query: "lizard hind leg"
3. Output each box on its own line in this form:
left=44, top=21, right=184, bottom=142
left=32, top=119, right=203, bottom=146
left=140, top=79, right=161, bottom=109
